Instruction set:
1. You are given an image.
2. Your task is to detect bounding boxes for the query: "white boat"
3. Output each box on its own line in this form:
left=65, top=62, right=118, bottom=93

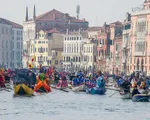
left=120, top=92, right=132, bottom=99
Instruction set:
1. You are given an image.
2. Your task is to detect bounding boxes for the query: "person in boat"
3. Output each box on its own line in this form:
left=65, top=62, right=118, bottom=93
left=96, top=76, right=105, bottom=89
left=54, top=70, right=60, bottom=84
left=56, top=75, right=68, bottom=88
left=132, top=86, right=140, bottom=97
left=0, top=69, right=5, bottom=87
left=140, top=79, right=146, bottom=89
left=120, top=79, right=131, bottom=93
left=116, top=77, right=124, bottom=87
left=146, top=77, right=150, bottom=89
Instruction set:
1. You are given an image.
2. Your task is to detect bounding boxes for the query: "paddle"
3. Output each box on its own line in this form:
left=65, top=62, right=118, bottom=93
left=109, top=91, right=118, bottom=97
left=0, top=88, right=11, bottom=92
left=50, top=85, right=69, bottom=93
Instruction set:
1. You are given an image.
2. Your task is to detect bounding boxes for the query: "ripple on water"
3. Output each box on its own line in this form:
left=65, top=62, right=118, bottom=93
left=1, top=90, right=150, bottom=120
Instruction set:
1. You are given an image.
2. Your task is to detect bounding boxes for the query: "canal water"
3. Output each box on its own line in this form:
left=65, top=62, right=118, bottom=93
left=0, top=89, right=150, bottom=120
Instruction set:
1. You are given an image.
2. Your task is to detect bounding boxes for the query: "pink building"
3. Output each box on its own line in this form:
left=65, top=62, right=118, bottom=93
left=130, top=0, right=150, bottom=75
left=97, top=23, right=110, bottom=71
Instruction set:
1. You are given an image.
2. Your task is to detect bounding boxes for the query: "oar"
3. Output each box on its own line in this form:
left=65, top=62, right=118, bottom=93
left=0, top=88, right=11, bottom=92
left=109, top=91, right=118, bottom=97
left=50, top=85, right=69, bottom=93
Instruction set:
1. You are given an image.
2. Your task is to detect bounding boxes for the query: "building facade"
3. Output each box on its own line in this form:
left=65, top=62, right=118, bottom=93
left=51, top=48, right=63, bottom=70
left=29, top=30, right=49, bottom=67
left=130, top=0, right=150, bottom=75
left=122, top=13, right=132, bottom=75
left=113, top=36, right=123, bottom=75
left=23, top=6, right=89, bottom=68
left=62, top=31, right=84, bottom=72
left=0, top=18, right=23, bottom=69
left=87, top=27, right=102, bottom=39
left=97, top=24, right=110, bottom=71
left=81, top=39, right=97, bottom=70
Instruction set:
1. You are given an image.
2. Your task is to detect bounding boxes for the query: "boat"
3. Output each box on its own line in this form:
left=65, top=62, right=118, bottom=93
left=14, top=84, right=34, bottom=96
left=120, top=92, right=132, bottom=99
left=34, top=81, right=51, bottom=93
left=71, top=84, right=85, bottom=92
left=106, top=86, right=120, bottom=91
left=132, top=94, right=150, bottom=102
left=86, top=87, right=106, bottom=95
left=50, top=84, right=69, bottom=92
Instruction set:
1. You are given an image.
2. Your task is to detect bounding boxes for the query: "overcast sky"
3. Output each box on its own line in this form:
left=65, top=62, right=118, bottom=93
left=0, top=0, right=144, bottom=26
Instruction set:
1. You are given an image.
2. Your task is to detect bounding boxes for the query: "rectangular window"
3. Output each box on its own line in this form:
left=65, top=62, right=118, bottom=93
left=116, top=44, right=119, bottom=51
left=6, top=41, right=8, bottom=48
left=17, top=52, right=20, bottom=60
left=55, top=60, right=58, bottom=64
left=17, top=42, right=20, bottom=49
left=2, top=28, right=4, bottom=34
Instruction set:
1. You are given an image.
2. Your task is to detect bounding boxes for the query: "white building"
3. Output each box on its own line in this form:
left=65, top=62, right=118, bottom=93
left=0, top=18, right=23, bottom=69
left=81, top=39, right=97, bottom=70
left=29, top=30, right=49, bottom=67
left=62, top=31, right=84, bottom=71
left=22, top=5, right=89, bottom=68
left=87, top=26, right=102, bottom=39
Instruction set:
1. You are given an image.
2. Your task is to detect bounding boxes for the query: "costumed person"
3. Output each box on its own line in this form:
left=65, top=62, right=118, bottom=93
left=34, top=73, right=51, bottom=92
left=0, top=69, right=5, bottom=87
left=120, top=79, right=131, bottom=93
left=132, top=86, right=140, bottom=97
left=72, top=72, right=84, bottom=86
left=87, top=76, right=106, bottom=95
left=140, top=79, right=146, bottom=89
left=56, top=75, right=68, bottom=88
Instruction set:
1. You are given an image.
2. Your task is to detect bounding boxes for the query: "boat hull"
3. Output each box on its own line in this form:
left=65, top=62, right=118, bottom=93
left=86, top=87, right=106, bottom=95
left=72, top=84, right=85, bottom=92
left=120, top=93, right=132, bottom=99
left=132, top=94, right=150, bottom=102
left=14, top=84, right=34, bottom=96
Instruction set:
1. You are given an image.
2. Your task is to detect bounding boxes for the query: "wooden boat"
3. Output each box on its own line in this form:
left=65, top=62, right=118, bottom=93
left=106, top=86, right=120, bottom=91
left=71, top=84, right=85, bottom=92
left=132, top=94, right=150, bottom=102
left=50, top=84, right=69, bottom=92
left=14, top=84, right=34, bottom=96
left=120, top=92, right=132, bottom=99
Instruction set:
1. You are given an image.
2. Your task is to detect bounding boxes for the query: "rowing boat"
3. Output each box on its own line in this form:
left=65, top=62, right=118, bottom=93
left=132, top=94, right=150, bottom=102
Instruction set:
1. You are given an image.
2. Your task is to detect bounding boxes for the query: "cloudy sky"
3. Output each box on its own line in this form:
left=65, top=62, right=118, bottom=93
left=0, top=0, right=144, bottom=26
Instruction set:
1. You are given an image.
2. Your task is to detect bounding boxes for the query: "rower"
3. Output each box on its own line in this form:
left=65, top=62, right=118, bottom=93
left=132, top=86, right=140, bottom=97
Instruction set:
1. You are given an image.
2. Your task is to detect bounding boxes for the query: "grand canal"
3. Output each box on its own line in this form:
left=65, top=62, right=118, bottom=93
left=0, top=89, right=150, bottom=120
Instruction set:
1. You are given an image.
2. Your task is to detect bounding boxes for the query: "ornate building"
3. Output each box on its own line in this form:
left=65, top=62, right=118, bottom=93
left=22, top=5, right=89, bottom=68
left=130, top=0, right=150, bottom=75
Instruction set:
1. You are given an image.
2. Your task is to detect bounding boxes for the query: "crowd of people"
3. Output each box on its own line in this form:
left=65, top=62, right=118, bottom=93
left=1, top=66, right=150, bottom=97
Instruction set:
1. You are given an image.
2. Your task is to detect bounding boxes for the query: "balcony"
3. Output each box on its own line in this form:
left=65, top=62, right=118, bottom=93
left=134, top=52, right=145, bottom=56
left=123, top=43, right=127, bottom=49
left=98, top=56, right=103, bottom=60
left=99, top=44, right=102, bottom=48
left=122, top=59, right=126, bottom=64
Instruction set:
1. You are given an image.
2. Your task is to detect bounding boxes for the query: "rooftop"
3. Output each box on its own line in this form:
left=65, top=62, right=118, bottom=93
left=36, top=9, right=88, bottom=23
left=87, top=26, right=103, bottom=31
left=0, top=17, right=22, bottom=29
